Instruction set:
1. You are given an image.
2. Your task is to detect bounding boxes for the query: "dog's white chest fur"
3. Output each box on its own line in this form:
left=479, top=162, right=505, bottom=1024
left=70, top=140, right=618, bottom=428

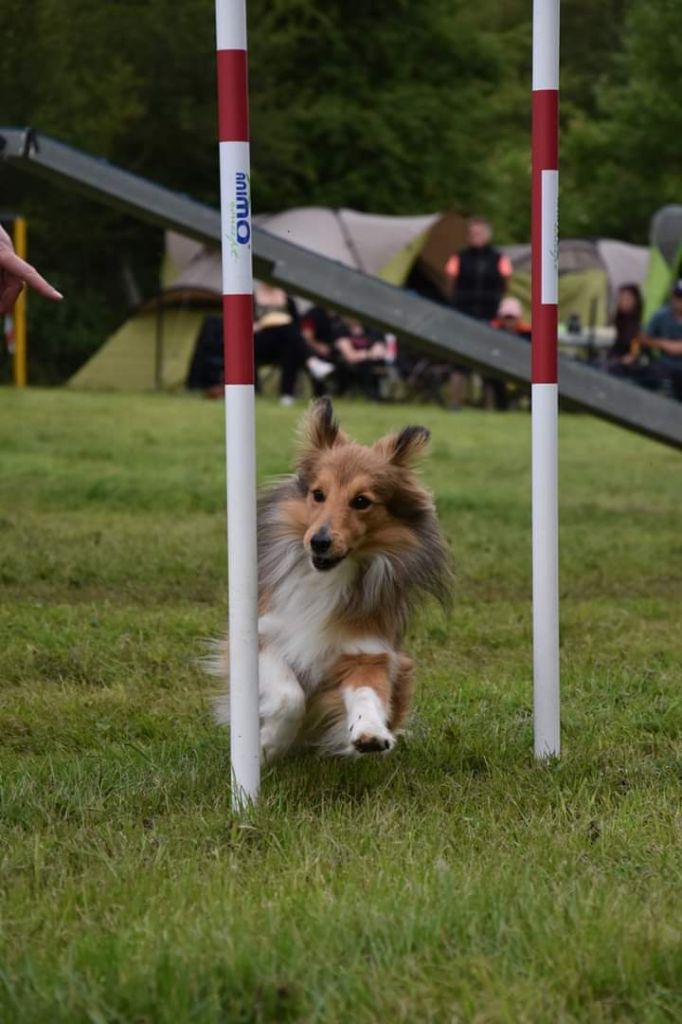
left=259, top=556, right=357, bottom=689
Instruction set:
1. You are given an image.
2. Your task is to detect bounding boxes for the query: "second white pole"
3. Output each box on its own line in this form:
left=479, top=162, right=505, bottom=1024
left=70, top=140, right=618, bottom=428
left=532, top=0, right=561, bottom=757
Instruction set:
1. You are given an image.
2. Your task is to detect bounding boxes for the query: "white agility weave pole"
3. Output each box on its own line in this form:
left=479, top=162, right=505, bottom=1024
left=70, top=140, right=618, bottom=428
left=531, top=0, right=560, bottom=757
left=215, top=0, right=261, bottom=806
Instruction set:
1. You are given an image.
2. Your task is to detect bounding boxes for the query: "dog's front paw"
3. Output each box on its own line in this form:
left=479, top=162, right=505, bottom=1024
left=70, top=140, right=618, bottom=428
left=349, top=719, right=395, bottom=754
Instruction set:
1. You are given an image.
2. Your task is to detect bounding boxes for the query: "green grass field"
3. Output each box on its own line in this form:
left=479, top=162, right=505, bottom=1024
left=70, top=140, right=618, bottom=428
left=1, top=389, right=681, bottom=1023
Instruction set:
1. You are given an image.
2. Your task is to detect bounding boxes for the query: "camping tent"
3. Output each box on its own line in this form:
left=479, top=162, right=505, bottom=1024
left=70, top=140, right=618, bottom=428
left=69, top=207, right=649, bottom=391
left=502, top=238, right=650, bottom=329
left=68, top=302, right=219, bottom=391
left=159, top=208, right=469, bottom=291
left=70, top=208, right=467, bottom=390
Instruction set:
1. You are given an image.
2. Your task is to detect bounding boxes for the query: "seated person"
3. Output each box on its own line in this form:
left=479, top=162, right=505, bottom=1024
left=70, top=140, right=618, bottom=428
left=333, top=318, right=389, bottom=400
left=485, top=296, right=531, bottom=410
left=490, top=295, right=531, bottom=340
left=187, top=286, right=334, bottom=403
left=254, top=282, right=333, bottom=405
left=186, top=314, right=225, bottom=397
left=299, top=306, right=339, bottom=361
left=641, top=280, right=682, bottom=401
left=607, top=284, right=647, bottom=380
left=299, top=306, right=350, bottom=396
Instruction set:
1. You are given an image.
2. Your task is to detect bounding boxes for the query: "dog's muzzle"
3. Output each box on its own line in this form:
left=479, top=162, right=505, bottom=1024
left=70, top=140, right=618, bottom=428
left=311, top=553, right=346, bottom=572
left=309, top=528, right=346, bottom=570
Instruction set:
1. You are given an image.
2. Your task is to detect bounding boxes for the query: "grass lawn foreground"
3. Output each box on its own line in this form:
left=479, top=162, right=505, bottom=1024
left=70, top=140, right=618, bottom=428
left=1, top=389, right=681, bottom=1023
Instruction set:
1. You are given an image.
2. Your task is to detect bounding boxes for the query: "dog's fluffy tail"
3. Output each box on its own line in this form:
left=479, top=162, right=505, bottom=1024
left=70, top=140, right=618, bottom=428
left=200, top=637, right=230, bottom=725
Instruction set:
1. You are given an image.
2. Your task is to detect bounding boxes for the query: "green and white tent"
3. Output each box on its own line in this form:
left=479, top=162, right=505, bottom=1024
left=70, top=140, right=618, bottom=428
left=68, top=301, right=218, bottom=391
left=642, top=204, right=682, bottom=321
left=69, top=209, right=461, bottom=391
left=69, top=208, right=651, bottom=391
left=502, top=238, right=649, bottom=328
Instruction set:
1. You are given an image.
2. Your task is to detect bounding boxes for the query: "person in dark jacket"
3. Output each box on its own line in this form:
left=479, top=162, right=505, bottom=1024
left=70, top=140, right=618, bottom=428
left=443, top=217, right=513, bottom=408
left=445, top=216, right=512, bottom=320
left=608, top=284, right=643, bottom=371
left=641, top=279, right=682, bottom=400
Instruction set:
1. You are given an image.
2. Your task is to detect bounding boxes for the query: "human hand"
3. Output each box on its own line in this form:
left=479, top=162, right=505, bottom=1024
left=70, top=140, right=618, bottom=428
left=0, top=225, right=63, bottom=315
left=645, top=338, right=682, bottom=356
left=660, top=340, right=682, bottom=356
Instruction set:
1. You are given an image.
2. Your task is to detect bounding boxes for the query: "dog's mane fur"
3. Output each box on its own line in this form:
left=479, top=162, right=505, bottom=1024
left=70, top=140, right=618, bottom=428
left=257, top=413, right=452, bottom=642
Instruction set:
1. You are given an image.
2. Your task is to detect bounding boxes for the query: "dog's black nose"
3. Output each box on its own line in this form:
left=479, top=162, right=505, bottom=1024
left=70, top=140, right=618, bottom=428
left=310, top=531, right=332, bottom=554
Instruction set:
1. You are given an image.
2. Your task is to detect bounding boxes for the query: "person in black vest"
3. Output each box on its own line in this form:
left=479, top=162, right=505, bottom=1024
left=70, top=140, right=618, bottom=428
left=443, top=217, right=513, bottom=409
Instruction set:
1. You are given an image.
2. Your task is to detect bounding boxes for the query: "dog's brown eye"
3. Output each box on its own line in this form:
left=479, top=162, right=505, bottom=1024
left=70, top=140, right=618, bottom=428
left=350, top=494, right=372, bottom=510
left=311, top=489, right=325, bottom=503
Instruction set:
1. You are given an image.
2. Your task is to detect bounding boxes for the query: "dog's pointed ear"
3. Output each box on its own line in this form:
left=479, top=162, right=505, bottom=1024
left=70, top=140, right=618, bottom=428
left=296, top=399, right=347, bottom=481
left=300, top=397, right=345, bottom=451
left=375, top=425, right=431, bottom=466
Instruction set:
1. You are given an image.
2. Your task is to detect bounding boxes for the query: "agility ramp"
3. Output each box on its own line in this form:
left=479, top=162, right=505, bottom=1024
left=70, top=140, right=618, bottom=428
left=1, top=127, right=680, bottom=450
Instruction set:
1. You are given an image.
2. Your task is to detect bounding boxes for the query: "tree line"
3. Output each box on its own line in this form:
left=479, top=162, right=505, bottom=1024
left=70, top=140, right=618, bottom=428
left=0, top=0, right=678, bottom=382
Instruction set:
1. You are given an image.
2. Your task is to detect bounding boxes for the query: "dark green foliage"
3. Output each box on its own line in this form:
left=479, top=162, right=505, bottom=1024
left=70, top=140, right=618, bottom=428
left=562, top=0, right=681, bottom=240
left=0, top=1, right=676, bottom=381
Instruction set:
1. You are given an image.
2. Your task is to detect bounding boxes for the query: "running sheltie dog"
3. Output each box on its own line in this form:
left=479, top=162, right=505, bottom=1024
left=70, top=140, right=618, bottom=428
left=211, top=398, right=451, bottom=761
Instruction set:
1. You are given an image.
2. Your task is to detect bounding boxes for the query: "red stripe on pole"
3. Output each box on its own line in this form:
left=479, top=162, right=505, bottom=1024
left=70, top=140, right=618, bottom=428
left=222, top=293, right=254, bottom=384
left=531, top=90, right=558, bottom=170
left=532, top=304, right=558, bottom=383
left=532, top=88, right=559, bottom=384
left=216, top=50, right=249, bottom=142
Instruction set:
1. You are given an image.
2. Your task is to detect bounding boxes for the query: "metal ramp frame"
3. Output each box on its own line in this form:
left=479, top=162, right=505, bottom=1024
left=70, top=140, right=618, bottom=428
left=1, top=126, right=680, bottom=449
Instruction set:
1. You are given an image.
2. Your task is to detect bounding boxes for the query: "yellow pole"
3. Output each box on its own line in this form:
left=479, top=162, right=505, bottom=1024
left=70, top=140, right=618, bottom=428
left=13, top=217, right=28, bottom=388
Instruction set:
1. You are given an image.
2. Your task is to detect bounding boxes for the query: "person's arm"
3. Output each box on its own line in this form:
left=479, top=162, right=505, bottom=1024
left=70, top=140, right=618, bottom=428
left=335, top=337, right=367, bottom=364
left=0, top=225, right=63, bottom=314
left=444, top=254, right=459, bottom=279
left=286, top=295, right=299, bottom=322
left=300, top=311, right=333, bottom=357
left=644, top=337, right=682, bottom=356
left=641, top=312, right=682, bottom=355
left=612, top=329, right=642, bottom=364
left=301, top=330, right=332, bottom=358
left=498, top=255, right=513, bottom=278
left=497, top=254, right=513, bottom=294
left=444, top=254, right=460, bottom=302
left=640, top=311, right=682, bottom=354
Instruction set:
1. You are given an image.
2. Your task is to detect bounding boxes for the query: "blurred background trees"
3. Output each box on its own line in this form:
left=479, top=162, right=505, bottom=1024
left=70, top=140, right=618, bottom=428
left=0, top=0, right=678, bottom=381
